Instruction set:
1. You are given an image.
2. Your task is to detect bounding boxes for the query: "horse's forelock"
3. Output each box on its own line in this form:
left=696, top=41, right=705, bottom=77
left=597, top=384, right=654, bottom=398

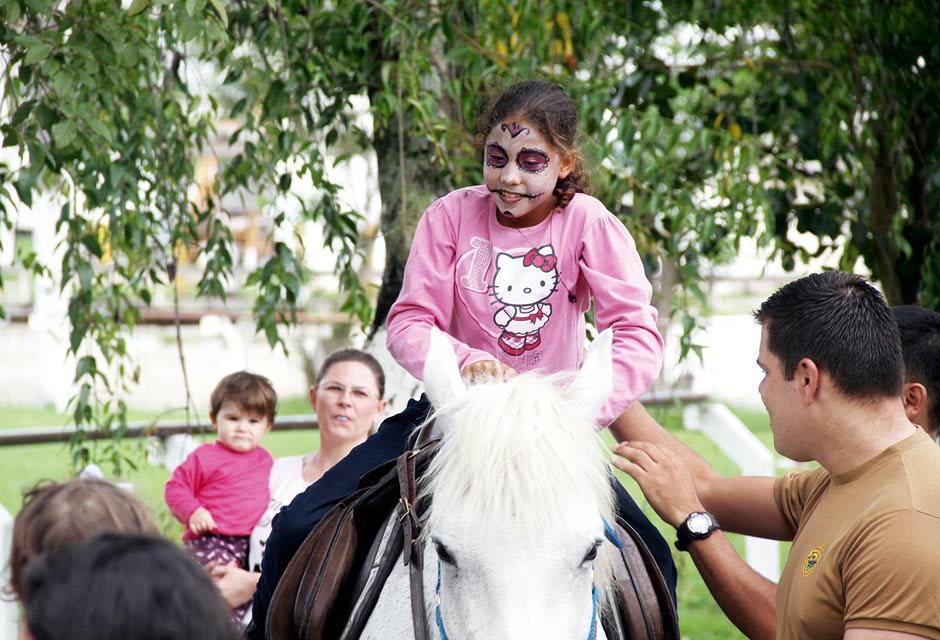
left=422, top=371, right=615, bottom=542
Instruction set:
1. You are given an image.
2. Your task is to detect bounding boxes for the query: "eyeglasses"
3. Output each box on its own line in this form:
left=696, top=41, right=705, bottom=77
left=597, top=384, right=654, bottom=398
left=318, top=382, right=380, bottom=402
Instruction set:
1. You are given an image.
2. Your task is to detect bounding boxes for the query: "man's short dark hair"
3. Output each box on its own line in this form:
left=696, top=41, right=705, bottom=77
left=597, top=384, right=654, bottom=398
left=754, top=271, right=903, bottom=398
left=893, top=305, right=940, bottom=432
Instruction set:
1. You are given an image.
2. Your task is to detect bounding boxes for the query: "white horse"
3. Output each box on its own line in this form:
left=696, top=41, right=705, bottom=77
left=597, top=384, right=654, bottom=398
left=358, top=328, right=618, bottom=639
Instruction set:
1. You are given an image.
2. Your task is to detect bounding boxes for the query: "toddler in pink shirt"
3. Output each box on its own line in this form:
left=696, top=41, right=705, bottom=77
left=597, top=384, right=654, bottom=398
left=165, top=371, right=276, bottom=621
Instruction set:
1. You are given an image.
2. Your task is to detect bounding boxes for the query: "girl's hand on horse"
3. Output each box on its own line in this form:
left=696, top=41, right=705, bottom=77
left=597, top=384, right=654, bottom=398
left=461, top=360, right=517, bottom=385
left=188, top=506, right=217, bottom=535
left=611, top=441, right=704, bottom=528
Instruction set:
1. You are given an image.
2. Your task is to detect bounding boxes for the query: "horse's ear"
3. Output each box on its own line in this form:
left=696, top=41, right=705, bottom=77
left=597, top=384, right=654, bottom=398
left=422, top=328, right=467, bottom=421
left=563, top=328, right=614, bottom=425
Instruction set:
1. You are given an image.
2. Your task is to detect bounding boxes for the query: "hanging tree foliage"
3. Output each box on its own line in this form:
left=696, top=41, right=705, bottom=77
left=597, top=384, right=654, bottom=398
left=1, top=0, right=937, bottom=472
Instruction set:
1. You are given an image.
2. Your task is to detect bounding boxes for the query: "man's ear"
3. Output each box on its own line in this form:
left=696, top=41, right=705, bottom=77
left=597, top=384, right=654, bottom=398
left=796, top=358, right=821, bottom=402
left=902, top=382, right=928, bottom=426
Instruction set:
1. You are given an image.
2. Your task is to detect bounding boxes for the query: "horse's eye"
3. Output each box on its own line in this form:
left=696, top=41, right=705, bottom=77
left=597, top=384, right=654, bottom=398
left=583, top=542, right=601, bottom=564
left=435, top=541, right=457, bottom=566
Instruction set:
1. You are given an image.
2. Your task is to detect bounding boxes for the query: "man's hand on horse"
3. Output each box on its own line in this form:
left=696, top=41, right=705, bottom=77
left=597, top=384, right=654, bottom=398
left=461, top=360, right=517, bottom=385
left=612, top=441, right=704, bottom=528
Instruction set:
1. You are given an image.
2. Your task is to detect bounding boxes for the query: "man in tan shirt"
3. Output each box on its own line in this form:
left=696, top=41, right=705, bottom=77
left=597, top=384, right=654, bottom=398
left=612, top=272, right=940, bottom=640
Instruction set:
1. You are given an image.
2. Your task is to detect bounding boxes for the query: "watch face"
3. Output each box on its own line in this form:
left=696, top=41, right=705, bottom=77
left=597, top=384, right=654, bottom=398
left=687, top=512, right=713, bottom=535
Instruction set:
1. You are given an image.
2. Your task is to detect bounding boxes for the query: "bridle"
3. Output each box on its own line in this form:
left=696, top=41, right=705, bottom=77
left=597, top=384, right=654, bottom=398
left=432, top=516, right=624, bottom=640
left=399, top=442, right=623, bottom=640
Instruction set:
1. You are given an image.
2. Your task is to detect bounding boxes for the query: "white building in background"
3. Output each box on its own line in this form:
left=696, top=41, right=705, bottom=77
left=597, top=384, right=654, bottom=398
left=0, top=96, right=390, bottom=417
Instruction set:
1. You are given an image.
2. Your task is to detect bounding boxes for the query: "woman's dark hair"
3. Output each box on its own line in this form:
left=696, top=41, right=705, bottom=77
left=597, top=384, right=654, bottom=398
left=21, top=532, right=239, bottom=640
left=476, top=80, right=591, bottom=209
left=317, top=348, right=386, bottom=399
left=754, top=271, right=904, bottom=399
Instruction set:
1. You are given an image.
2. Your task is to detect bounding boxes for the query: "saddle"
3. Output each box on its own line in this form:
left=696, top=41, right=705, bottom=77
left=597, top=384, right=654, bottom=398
left=266, top=439, right=679, bottom=640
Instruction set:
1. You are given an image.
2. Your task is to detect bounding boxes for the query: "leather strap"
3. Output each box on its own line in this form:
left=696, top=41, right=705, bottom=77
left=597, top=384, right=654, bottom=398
left=397, top=449, right=429, bottom=640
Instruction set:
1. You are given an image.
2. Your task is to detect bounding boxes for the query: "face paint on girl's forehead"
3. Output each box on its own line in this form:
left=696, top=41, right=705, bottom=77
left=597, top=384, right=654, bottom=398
left=501, top=122, right=530, bottom=138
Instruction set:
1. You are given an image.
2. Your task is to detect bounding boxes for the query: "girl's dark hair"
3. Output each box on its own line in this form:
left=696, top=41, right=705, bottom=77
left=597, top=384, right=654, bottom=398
left=317, top=349, right=386, bottom=399
left=476, top=80, right=591, bottom=209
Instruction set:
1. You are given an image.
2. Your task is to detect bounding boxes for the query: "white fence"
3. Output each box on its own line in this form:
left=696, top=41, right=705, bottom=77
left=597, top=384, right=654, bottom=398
left=1, top=505, right=15, bottom=640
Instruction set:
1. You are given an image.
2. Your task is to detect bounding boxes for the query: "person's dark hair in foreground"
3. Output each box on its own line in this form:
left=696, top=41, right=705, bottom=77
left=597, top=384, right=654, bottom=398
left=20, top=532, right=240, bottom=640
left=893, top=304, right=940, bottom=437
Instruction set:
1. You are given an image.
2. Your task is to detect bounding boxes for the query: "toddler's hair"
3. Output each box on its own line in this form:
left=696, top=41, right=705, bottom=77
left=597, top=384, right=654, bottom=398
left=210, top=371, right=278, bottom=423
left=316, top=348, right=386, bottom=399
left=476, top=80, right=592, bottom=209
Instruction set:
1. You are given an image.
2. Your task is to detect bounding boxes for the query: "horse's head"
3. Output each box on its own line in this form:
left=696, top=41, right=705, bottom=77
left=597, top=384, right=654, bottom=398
left=419, top=329, right=616, bottom=639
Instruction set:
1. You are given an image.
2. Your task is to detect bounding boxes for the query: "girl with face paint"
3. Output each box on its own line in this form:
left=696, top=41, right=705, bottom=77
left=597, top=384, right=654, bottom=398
left=245, top=81, right=675, bottom=637
left=388, top=79, right=663, bottom=403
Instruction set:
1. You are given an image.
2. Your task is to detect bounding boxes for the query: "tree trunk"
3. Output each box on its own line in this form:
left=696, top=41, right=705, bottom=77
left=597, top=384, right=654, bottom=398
left=868, top=122, right=904, bottom=305
left=368, top=106, right=451, bottom=337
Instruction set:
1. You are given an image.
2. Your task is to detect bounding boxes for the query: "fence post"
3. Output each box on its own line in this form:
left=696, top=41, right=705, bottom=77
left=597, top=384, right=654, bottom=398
left=0, top=505, right=18, bottom=640
left=684, top=402, right=781, bottom=581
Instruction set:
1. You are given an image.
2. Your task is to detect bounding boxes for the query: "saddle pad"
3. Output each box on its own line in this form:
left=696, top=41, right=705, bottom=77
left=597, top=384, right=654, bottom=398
left=266, top=443, right=438, bottom=640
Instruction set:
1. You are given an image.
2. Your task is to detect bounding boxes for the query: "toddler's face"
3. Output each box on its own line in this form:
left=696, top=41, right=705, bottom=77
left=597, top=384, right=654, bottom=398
left=213, top=401, right=270, bottom=453
left=483, top=118, right=573, bottom=226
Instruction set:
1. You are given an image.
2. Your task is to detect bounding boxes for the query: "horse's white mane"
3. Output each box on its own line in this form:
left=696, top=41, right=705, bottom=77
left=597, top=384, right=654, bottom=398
left=421, top=371, right=615, bottom=539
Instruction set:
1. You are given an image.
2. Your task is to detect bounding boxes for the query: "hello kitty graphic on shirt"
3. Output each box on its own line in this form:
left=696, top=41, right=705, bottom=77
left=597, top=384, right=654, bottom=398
left=491, top=245, right=559, bottom=356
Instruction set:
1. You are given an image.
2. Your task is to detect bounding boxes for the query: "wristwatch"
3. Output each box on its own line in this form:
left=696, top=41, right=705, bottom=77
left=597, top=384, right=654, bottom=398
left=675, top=511, right=720, bottom=551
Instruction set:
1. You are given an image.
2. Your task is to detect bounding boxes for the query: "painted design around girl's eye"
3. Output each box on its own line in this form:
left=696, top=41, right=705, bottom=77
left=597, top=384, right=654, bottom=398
left=517, top=148, right=550, bottom=173
left=485, top=144, right=509, bottom=168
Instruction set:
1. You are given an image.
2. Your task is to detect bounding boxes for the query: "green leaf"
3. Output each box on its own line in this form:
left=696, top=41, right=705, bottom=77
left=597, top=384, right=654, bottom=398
left=51, top=120, right=76, bottom=148
left=23, top=41, right=52, bottom=65
left=77, top=260, right=93, bottom=292
left=11, top=100, right=36, bottom=127
left=52, top=70, right=73, bottom=97
left=208, top=0, right=228, bottom=26
left=87, top=117, right=114, bottom=144
left=75, top=355, right=97, bottom=381
left=126, top=0, right=150, bottom=16
left=185, top=0, right=205, bottom=16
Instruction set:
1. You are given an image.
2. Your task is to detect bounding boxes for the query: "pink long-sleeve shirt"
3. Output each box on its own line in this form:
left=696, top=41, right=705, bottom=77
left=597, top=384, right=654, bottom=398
left=164, top=442, right=273, bottom=542
left=386, top=185, right=663, bottom=427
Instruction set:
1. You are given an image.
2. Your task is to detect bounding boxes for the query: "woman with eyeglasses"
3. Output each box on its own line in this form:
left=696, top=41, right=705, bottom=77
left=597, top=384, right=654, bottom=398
left=209, top=349, right=387, bottom=625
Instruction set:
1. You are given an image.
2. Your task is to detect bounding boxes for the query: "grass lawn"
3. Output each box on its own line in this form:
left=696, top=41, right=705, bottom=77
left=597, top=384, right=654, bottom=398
left=0, top=399, right=783, bottom=639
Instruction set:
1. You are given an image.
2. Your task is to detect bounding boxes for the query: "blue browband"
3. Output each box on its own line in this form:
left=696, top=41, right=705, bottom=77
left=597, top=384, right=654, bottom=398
left=435, top=515, right=622, bottom=639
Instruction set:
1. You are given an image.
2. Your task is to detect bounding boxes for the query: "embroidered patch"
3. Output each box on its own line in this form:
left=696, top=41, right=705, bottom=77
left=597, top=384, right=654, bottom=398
left=802, top=544, right=823, bottom=576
